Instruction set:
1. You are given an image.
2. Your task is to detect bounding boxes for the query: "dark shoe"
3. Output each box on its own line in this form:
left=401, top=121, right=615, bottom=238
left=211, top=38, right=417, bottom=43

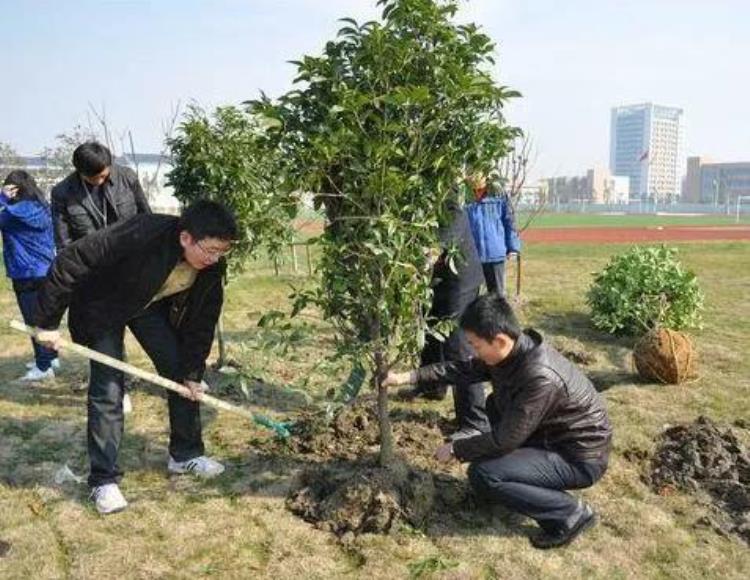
left=530, top=504, right=597, bottom=549
left=448, top=427, right=483, bottom=442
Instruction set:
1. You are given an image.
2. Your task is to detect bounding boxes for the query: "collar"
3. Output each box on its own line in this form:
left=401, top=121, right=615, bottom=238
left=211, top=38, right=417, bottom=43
left=489, top=330, right=542, bottom=373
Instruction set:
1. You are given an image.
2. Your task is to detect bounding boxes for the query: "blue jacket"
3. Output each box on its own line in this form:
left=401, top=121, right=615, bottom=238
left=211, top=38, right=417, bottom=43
left=0, top=194, right=56, bottom=280
left=466, top=195, right=521, bottom=263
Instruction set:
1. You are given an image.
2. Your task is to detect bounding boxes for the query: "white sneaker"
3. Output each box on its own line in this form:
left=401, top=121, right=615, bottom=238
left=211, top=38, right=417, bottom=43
left=168, top=456, right=225, bottom=478
left=19, top=366, right=55, bottom=382
left=123, top=393, right=133, bottom=415
left=26, top=358, right=60, bottom=370
left=90, top=483, right=128, bottom=515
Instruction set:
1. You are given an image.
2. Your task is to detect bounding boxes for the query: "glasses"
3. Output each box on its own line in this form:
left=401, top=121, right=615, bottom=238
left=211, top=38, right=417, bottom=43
left=195, top=240, right=232, bottom=261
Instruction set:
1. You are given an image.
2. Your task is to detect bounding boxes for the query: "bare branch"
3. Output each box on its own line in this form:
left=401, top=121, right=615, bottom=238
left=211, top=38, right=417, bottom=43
left=494, top=132, right=544, bottom=232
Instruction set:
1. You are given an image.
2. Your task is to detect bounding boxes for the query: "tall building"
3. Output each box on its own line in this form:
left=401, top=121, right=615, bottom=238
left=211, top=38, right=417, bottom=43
left=683, top=156, right=750, bottom=204
left=609, top=103, right=684, bottom=201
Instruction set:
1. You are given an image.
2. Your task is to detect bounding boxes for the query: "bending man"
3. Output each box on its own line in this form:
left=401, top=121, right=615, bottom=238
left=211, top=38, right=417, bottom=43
left=35, top=200, right=237, bottom=514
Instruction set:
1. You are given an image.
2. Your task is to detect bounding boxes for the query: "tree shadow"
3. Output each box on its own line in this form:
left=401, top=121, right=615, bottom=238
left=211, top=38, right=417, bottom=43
left=587, top=369, right=641, bottom=393
left=201, top=368, right=314, bottom=414
left=0, top=415, right=152, bottom=492
left=534, top=310, right=638, bottom=377
left=0, top=355, right=87, bottom=409
left=535, top=310, right=632, bottom=349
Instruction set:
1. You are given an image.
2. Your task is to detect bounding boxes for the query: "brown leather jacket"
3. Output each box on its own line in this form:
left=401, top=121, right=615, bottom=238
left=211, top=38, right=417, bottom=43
left=416, top=329, right=612, bottom=464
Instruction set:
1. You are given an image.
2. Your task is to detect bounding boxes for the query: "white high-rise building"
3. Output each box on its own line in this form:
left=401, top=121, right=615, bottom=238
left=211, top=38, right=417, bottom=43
left=609, top=103, right=684, bottom=201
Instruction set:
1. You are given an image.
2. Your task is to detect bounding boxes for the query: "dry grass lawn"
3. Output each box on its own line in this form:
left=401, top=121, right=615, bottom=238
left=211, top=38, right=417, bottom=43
left=1, top=240, right=749, bottom=579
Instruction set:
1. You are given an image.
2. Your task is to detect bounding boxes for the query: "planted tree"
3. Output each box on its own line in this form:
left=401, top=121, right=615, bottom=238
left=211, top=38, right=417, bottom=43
left=252, top=0, right=520, bottom=467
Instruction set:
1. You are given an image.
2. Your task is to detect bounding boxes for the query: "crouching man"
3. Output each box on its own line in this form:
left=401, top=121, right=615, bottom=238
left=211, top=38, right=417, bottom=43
left=34, top=200, right=237, bottom=514
left=384, top=294, right=612, bottom=549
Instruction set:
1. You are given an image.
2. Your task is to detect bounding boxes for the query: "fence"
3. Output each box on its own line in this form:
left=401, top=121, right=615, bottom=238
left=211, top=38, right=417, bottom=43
left=270, top=242, right=316, bottom=277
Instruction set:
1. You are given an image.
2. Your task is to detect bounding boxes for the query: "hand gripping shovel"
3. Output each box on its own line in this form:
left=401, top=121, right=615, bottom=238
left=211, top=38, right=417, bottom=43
left=10, top=320, right=292, bottom=439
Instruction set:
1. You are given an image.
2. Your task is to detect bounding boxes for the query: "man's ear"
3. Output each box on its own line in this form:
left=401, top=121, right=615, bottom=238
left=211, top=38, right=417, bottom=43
left=494, top=332, right=514, bottom=351
left=179, top=230, right=193, bottom=248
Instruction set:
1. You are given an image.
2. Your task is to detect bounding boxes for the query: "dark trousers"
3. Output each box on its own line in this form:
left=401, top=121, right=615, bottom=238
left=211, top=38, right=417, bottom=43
left=468, top=447, right=607, bottom=531
left=14, top=278, right=57, bottom=371
left=419, top=285, right=488, bottom=432
left=87, top=302, right=204, bottom=487
left=482, top=261, right=506, bottom=296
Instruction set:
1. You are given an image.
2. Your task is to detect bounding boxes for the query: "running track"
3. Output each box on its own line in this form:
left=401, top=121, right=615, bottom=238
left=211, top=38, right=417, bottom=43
left=522, top=225, right=750, bottom=244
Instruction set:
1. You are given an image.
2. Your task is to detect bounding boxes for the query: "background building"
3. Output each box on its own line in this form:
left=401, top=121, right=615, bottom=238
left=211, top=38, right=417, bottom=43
left=0, top=153, right=178, bottom=213
left=683, top=156, right=750, bottom=204
left=544, top=166, right=630, bottom=204
left=610, top=103, right=684, bottom=201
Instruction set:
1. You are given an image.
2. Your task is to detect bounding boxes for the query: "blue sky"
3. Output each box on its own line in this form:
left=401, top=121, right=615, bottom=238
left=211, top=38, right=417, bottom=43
left=2, top=0, right=748, bottom=179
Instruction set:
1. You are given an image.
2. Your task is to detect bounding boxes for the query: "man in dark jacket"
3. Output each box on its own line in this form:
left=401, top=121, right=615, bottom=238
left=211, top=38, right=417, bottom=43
left=51, top=141, right=152, bottom=411
left=385, top=294, right=612, bottom=549
left=34, top=200, right=237, bottom=515
left=51, top=141, right=152, bottom=247
left=407, top=201, right=489, bottom=439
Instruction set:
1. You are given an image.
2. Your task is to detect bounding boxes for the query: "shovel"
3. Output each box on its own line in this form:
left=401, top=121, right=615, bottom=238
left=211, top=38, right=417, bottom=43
left=10, top=320, right=292, bottom=439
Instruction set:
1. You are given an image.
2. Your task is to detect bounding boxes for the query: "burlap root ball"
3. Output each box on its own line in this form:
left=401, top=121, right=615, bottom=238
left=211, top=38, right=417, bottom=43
left=633, top=328, right=698, bottom=384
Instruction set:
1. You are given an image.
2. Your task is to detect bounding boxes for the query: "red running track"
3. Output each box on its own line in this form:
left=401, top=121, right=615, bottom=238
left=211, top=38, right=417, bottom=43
left=521, top=225, right=750, bottom=244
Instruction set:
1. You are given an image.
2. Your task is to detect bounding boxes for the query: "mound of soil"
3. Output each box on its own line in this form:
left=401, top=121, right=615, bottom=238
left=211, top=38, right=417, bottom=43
left=633, top=328, right=697, bottom=384
left=274, top=401, right=478, bottom=537
left=276, top=401, right=453, bottom=471
left=649, top=416, right=750, bottom=544
left=287, top=460, right=436, bottom=537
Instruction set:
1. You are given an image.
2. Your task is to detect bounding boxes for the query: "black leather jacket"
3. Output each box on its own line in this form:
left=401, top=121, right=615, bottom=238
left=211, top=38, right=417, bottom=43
left=417, top=329, right=612, bottom=464
left=34, top=214, right=224, bottom=382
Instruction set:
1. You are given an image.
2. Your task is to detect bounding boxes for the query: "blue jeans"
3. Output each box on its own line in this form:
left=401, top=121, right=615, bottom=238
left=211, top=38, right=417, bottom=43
left=468, top=447, right=607, bottom=531
left=14, top=277, right=57, bottom=371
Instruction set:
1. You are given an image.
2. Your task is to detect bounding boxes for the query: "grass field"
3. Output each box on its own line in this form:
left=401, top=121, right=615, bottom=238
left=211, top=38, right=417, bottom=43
left=1, top=240, right=749, bottom=579
left=518, top=212, right=749, bottom=229
left=293, top=211, right=750, bottom=242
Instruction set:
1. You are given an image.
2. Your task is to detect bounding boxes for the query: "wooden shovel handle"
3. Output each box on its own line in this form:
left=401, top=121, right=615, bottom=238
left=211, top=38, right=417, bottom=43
left=9, top=320, right=256, bottom=421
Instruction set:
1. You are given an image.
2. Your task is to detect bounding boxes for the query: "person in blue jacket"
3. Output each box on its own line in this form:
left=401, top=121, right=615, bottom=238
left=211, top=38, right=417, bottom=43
left=466, top=173, right=521, bottom=295
left=1, top=170, right=58, bottom=381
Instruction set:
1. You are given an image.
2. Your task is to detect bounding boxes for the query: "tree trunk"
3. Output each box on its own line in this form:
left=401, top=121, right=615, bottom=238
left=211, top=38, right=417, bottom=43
left=372, top=320, right=394, bottom=467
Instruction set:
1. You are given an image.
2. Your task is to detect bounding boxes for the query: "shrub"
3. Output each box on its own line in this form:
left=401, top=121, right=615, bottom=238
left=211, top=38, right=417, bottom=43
left=587, top=245, right=704, bottom=335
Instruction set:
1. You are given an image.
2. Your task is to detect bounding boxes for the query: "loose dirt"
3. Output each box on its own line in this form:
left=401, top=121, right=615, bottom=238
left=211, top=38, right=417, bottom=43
left=648, top=416, right=750, bottom=544
left=265, top=401, right=479, bottom=538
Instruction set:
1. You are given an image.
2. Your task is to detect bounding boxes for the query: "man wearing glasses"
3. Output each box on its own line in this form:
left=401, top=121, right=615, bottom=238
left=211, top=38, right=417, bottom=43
left=33, top=200, right=237, bottom=515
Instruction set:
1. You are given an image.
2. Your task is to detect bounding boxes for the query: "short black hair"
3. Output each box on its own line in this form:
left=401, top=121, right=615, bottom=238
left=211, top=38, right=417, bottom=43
left=460, top=293, right=522, bottom=341
left=72, top=141, right=112, bottom=177
left=179, top=199, right=238, bottom=241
